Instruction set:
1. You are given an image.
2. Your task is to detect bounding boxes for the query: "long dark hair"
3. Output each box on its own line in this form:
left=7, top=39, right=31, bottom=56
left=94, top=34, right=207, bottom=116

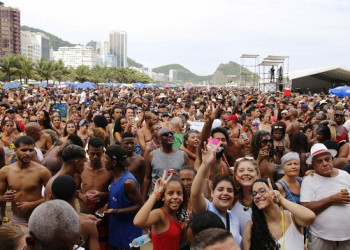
left=250, top=179, right=279, bottom=250
left=40, top=110, right=52, bottom=130
left=251, top=131, right=274, bottom=160
left=114, top=116, right=126, bottom=133
left=154, top=176, right=188, bottom=221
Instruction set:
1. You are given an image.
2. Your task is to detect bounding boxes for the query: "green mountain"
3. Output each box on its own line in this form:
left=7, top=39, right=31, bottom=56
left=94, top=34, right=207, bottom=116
left=127, top=58, right=143, bottom=68
left=210, top=61, right=257, bottom=84
left=21, top=25, right=76, bottom=50
left=153, top=64, right=211, bottom=83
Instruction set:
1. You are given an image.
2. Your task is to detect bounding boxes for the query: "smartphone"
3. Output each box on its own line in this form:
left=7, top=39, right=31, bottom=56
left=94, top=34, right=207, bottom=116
left=208, top=138, right=219, bottom=145
left=241, top=133, right=248, bottom=140
left=130, top=117, right=135, bottom=122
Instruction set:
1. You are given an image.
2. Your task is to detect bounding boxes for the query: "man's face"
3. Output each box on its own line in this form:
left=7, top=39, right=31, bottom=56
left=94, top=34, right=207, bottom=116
left=0, top=106, right=6, bottom=114
left=125, top=108, right=134, bottom=118
left=113, top=108, right=123, bottom=120
left=180, top=169, right=195, bottom=195
left=312, top=152, right=333, bottom=177
left=251, top=109, right=260, bottom=119
left=189, top=105, right=196, bottom=114
left=243, top=116, right=252, bottom=127
left=150, top=114, right=159, bottom=126
left=316, top=114, right=325, bottom=124
left=122, top=137, right=135, bottom=154
left=334, top=110, right=344, bottom=125
left=159, top=129, right=175, bottom=146
left=75, top=157, right=87, bottom=174
left=87, top=146, right=103, bottom=166
left=15, top=143, right=35, bottom=163
left=272, top=130, right=283, bottom=141
left=260, top=135, right=273, bottom=151
left=213, top=132, right=227, bottom=149
left=103, top=153, right=113, bottom=171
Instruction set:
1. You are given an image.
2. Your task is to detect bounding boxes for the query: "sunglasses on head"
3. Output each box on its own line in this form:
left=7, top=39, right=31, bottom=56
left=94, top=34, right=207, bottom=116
left=161, top=131, right=174, bottom=137
left=261, top=139, right=273, bottom=145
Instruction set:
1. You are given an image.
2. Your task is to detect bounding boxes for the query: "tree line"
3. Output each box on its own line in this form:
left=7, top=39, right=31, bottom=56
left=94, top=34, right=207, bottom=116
left=0, top=54, right=153, bottom=85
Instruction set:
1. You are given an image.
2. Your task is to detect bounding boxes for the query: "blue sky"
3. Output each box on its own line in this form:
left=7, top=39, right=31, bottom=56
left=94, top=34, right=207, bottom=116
left=10, top=0, right=350, bottom=75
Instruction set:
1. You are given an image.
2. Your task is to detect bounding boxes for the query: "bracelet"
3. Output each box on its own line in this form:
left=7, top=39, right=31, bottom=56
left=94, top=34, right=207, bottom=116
left=153, top=191, right=161, bottom=200
left=114, top=208, right=119, bottom=214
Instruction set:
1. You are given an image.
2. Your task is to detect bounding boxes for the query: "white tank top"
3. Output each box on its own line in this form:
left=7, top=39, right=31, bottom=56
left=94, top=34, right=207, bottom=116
left=277, top=212, right=304, bottom=250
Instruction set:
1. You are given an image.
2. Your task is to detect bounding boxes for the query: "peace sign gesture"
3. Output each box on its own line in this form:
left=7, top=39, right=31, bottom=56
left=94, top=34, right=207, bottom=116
left=267, top=178, right=283, bottom=205
left=154, top=170, right=173, bottom=195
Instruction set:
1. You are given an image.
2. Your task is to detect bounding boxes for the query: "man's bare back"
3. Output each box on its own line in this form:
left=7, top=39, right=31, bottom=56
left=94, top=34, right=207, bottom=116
left=127, top=153, right=146, bottom=187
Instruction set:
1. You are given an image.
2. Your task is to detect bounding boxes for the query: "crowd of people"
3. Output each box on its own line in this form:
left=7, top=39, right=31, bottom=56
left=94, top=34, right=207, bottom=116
left=0, top=85, right=349, bottom=250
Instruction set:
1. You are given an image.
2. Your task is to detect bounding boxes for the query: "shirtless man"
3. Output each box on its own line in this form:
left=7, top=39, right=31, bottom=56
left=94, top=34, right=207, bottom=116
left=121, top=132, right=146, bottom=187
left=77, top=137, right=112, bottom=214
left=41, top=134, right=84, bottom=176
left=225, top=115, right=240, bottom=138
left=25, top=122, right=52, bottom=157
left=44, top=144, right=87, bottom=200
left=285, top=108, right=300, bottom=135
left=137, top=112, right=158, bottom=153
left=0, top=136, right=51, bottom=226
left=51, top=175, right=101, bottom=250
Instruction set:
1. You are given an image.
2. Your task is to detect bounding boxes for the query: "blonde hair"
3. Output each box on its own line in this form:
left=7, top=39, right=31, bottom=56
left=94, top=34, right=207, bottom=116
left=233, top=157, right=260, bottom=175
left=0, top=224, right=26, bottom=250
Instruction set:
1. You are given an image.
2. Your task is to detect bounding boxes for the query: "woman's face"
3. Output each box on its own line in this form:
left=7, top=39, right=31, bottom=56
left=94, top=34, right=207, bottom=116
left=252, top=182, right=272, bottom=210
left=53, top=117, right=61, bottom=127
left=3, top=121, right=14, bottom=133
left=211, top=180, right=234, bottom=211
left=163, top=181, right=184, bottom=211
left=120, top=118, right=127, bottom=130
left=283, top=159, right=300, bottom=177
left=66, top=123, right=76, bottom=135
left=272, top=130, right=283, bottom=141
left=37, top=111, right=45, bottom=121
left=310, top=116, right=317, bottom=125
left=235, top=161, right=258, bottom=188
left=305, top=128, right=313, bottom=139
left=186, top=132, right=199, bottom=148
left=263, top=114, right=271, bottom=123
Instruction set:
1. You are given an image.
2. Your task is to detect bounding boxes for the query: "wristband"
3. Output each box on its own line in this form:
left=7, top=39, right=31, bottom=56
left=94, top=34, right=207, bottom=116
left=153, top=191, right=161, bottom=200
left=114, top=208, right=119, bottom=214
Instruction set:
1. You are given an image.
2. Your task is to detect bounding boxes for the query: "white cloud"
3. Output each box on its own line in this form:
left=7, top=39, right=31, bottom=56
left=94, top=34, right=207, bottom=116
left=10, top=0, right=350, bottom=75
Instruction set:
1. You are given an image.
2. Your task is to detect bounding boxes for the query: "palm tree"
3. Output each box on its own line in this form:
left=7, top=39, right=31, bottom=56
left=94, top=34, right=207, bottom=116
left=102, top=67, right=116, bottom=83
left=54, top=59, right=70, bottom=84
left=90, top=65, right=102, bottom=84
left=36, top=58, right=57, bottom=85
left=16, top=57, right=36, bottom=85
left=116, top=68, right=130, bottom=83
left=0, top=55, right=17, bottom=81
left=72, top=65, right=90, bottom=83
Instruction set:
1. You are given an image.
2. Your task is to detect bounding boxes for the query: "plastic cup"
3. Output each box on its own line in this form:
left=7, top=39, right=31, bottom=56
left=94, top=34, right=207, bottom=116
left=86, top=190, right=98, bottom=209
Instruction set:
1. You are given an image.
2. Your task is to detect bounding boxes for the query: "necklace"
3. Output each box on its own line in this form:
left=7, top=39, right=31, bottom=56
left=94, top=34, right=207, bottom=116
left=239, top=196, right=252, bottom=211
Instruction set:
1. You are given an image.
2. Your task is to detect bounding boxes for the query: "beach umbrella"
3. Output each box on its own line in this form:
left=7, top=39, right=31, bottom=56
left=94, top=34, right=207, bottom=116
left=171, top=84, right=177, bottom=88
left=164, top=84, right=171, bottom=88
left=77, top=82, right=96, bottom=90
left=2, top=82, right=21, bottom=89
left=133, top=82, right=145, bottom=88
left=329, top=86, right=350, bottom=98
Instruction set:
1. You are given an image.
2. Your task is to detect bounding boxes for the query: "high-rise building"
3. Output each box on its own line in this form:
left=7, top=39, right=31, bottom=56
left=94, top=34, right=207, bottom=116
left=21, top=31, right=51, bottom=61
left=0, top=2, right=21, bottom=58
left=169, top=69, right=178, bottom=83
left=109, top=30, right=127, bottom=68
left=52, top=45, right=102, bottom=68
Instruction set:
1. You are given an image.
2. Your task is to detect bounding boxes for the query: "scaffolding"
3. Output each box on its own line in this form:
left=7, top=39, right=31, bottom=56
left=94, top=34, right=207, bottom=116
left=258, top=55, right=289, bottom=93
left=239, top=54, right=259, bottom=89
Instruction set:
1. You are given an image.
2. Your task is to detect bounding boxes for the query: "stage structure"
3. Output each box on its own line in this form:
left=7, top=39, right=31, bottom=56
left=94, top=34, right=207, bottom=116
left=258, top=55, right=289, bottom=92
left=239, top=54, right=259, bottom=89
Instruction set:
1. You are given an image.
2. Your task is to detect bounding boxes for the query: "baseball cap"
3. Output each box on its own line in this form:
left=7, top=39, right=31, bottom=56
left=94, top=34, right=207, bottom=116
left=225, top=115, right=238, bottom=122
left=301, top=104, right=309, bottom=109
left=162, top=111, right=170, bottom=117
left=105, top=145, right=130, bottom=167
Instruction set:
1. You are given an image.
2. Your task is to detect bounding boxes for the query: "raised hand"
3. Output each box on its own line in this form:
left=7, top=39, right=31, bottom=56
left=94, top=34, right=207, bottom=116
left=201, top=138, right=221, bottom=166
left=267, top=178, right=283, bottom=205
left=154, top=170, right=173, bottom=195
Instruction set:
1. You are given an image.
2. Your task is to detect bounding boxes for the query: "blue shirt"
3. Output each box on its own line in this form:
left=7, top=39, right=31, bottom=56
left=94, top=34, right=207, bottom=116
left=109, top=171, right=142, bottom=248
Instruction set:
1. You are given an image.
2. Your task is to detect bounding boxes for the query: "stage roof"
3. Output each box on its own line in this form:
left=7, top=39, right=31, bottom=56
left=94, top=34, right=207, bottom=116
left=289, top=66, right=350, bottom=83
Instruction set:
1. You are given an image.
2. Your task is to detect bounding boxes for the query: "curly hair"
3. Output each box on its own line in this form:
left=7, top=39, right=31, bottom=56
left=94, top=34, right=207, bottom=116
left=250, top=179, right=279, bottom=250
left=90, top=127, right=106, bottom=142
left=183, top=130, right=199, bottom=148
left=251, top=131, right=274, bottom=160
left=93, top=115, right=108, bottom=128
left=40, top=110, right=52, bottom=130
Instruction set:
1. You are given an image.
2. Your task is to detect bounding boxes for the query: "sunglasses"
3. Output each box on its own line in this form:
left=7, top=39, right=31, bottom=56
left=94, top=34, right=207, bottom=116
left=251, top=187, right=267, bottom=198
left=261, top=139, right=273, bottom=145
left=22, top=116, right=29, bottom=119
left=236, top=157, right=255, bottom=163
left=161, top=131, right=174, bottom=137
left=273, top=126, right=283, bottom=129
